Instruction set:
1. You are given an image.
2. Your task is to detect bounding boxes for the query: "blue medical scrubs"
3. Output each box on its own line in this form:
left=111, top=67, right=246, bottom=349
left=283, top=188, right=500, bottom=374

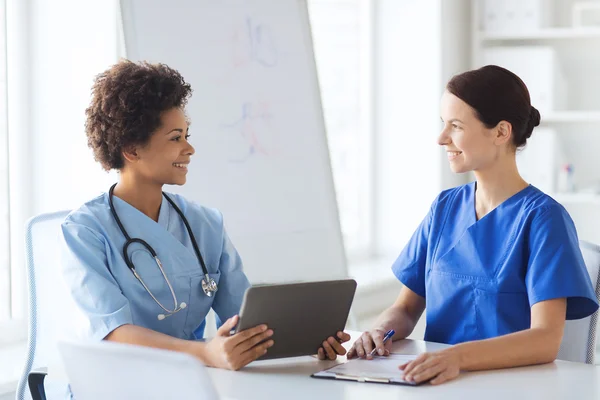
left=392, top=182, right=599, bottom=345
left=61, top=191, right=250, bottom=341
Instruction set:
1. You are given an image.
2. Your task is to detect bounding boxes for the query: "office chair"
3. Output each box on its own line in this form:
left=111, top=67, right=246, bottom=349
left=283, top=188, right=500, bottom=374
left=557, top=240, right=600, bottom=364
left=16, top=210, right=77, bottom=400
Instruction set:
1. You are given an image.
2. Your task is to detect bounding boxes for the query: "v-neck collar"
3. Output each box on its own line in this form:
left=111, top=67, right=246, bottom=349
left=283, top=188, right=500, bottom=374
left=471, top=182, right=532, bottom=223
left=108, top=192, right=170, bottom=230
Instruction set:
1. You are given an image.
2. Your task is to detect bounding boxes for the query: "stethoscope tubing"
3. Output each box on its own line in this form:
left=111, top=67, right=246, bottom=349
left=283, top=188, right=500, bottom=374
left=108, top=184, right=218, bottom=318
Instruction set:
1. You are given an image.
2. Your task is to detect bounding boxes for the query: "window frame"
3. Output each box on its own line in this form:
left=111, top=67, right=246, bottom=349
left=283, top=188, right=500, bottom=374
left=0, top=0, right=29, bottom=347
left=0, top=0, right=11, bottom=326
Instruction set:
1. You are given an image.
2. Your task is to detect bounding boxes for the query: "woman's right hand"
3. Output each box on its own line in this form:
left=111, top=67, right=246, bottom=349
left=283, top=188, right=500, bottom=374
left=202, top=315, right=274, bottom=370
left=347, top=327, right=393, bottom=359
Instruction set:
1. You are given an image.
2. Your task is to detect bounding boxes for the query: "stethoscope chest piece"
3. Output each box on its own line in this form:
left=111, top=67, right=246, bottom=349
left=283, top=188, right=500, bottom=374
left=202, top=274, right=218, bottom=297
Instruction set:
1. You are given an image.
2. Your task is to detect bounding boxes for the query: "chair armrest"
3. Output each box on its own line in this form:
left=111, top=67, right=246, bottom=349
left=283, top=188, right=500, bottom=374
left=28, top=369, right=48, bottom=400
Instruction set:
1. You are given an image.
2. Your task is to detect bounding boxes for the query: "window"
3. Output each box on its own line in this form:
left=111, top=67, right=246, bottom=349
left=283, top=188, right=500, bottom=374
left=0, top=0, right=9, bottom=324
left=308, top=0, right=374, bottom=258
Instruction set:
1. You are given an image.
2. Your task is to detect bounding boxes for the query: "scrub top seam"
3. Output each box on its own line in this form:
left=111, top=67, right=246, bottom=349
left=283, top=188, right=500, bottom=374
left=430, top=189, right=461, bottom=268
left=471, top=282, right=483, bottom=337
left=165, top=196, right=172, bottom=231
left=429, top=269, right=497, bottom=284
left=525, top=205, right=556, bottom=295
left=491, top=215, right=521, bottom=280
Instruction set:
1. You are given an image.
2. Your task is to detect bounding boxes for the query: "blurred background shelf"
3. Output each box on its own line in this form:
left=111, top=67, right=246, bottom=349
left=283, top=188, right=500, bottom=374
left=472, top=0, right=600, bottom=250
left=552, top=192, right=600, bottom=206
left=542, top=111, right=600, bottom=123
left=481, top=27, right=600, bottom=42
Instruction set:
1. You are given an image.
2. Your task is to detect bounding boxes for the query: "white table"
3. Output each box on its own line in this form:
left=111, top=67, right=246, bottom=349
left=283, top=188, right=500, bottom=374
left=208, top=335, right=600, bottom=400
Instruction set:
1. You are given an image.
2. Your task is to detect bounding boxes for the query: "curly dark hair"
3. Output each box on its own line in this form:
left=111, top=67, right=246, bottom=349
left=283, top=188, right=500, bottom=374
left=85, top=60, right=193, bottom=171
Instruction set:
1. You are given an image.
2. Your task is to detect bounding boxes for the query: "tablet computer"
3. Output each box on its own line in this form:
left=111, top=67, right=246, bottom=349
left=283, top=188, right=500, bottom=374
left=235, top=279, right=357, bottom=360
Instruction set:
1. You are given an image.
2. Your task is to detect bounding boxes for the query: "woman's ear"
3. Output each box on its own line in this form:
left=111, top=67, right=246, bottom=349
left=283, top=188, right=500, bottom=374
left=122, top=146, right=139, bottom=163
left=494, top=121, right=512, bottom=146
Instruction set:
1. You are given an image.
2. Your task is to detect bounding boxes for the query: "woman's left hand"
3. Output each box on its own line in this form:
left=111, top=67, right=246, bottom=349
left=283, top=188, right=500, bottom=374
left=400, top=349, right=461, bottom=385
left=317, top=331, right=352, bottom=360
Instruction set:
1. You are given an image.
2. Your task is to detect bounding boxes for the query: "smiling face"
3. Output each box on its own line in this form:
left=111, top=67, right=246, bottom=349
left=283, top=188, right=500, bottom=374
left=438, top=91, right=508, bottom=174
left=125, top=107, right=195, bottom=186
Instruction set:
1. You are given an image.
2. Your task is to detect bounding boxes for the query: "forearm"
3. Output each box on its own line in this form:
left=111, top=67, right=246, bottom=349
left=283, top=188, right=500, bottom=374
left=452, top=327, right=562, bottom=371
left=105, top=324, right=210, bottom=364
left=374, top=304, right=421, bottom=340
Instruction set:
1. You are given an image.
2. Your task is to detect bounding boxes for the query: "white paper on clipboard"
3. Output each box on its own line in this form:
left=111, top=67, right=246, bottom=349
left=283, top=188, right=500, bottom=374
left=313, top=354, right=418, bottom=384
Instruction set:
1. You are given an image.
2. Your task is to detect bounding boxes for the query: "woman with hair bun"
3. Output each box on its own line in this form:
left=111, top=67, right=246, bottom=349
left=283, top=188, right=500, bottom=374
left=348, top=65, right=598, bottom=385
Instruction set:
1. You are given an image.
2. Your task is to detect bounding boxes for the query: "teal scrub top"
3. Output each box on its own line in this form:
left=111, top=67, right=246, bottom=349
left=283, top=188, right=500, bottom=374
left=61, top=192, right=250, bottom=341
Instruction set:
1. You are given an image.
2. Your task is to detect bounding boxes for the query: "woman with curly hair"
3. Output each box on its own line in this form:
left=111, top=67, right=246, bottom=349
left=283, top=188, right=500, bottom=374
left=60, top=60, right=349, bottom=372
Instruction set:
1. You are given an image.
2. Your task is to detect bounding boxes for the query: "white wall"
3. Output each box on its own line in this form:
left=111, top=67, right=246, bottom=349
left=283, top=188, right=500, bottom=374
left=374, top=0, right=443, bottom=256
left=440, top=0, right=472, bottom=190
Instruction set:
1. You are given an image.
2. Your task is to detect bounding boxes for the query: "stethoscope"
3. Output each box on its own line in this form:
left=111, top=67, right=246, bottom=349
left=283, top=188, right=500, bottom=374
left=108, top=184, right=218, bottom=320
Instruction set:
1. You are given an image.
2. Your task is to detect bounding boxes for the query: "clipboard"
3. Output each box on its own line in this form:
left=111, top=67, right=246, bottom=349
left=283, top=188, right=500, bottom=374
left=311, top=354, right=422, bottom=386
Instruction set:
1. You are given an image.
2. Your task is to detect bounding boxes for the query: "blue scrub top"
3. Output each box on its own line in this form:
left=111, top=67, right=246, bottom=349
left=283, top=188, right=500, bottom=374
left=60, top=192, right=250, bottom=341
left=392, top=183, right=599, bottom=345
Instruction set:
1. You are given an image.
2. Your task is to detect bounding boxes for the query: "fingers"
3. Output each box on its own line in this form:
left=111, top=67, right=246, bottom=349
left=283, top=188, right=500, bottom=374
left=360, top=333, right=375, bottom=358
left=430, top=370, right=455, bottom=385
left=235, top=329, right=274, bottom=353
left=404, top=357, right=438, bottom=382
left=402, top=353, right=427, bottom=375
left=318, top=336, right=346, bottom=361
left=349, top=333, right=369, bottom=359
left=317, top=347, right=326, bottom=360
left=405, top=359, right=442, bottom=384
left=322, top=335, right=349, bottom=359
left=327, top=336, right=347, bottom=356
left=347, top=345, right=357, bottom=359
left=337, top=331, right=351, bottom=343
left=350, top=341, right=364, bottom=359
left=216, top=315, right=239, bottom=337
left=229, top=323, right=268, bottom=347
left=238, top=339, right=274, bottom=369
left=347, top=329, right=382, bottom=359
left=385, top=338, right=393, bottom=352
left=322, top=340, right=337, bottom=360
left=370, top=330, right=386, bottom=356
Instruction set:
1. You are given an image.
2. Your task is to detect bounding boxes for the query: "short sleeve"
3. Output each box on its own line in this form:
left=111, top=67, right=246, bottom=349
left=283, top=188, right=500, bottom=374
left=391, top=197, right=437, bottom=298
left=210, top=220, right=250, bottom=327
left=526, top=206, right=599, bottom=320
left=61, top=220, right=133, bottom=340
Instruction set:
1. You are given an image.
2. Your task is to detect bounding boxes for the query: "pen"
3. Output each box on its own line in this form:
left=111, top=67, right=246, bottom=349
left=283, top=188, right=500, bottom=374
left=369, top=329, right=395, bottom=356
